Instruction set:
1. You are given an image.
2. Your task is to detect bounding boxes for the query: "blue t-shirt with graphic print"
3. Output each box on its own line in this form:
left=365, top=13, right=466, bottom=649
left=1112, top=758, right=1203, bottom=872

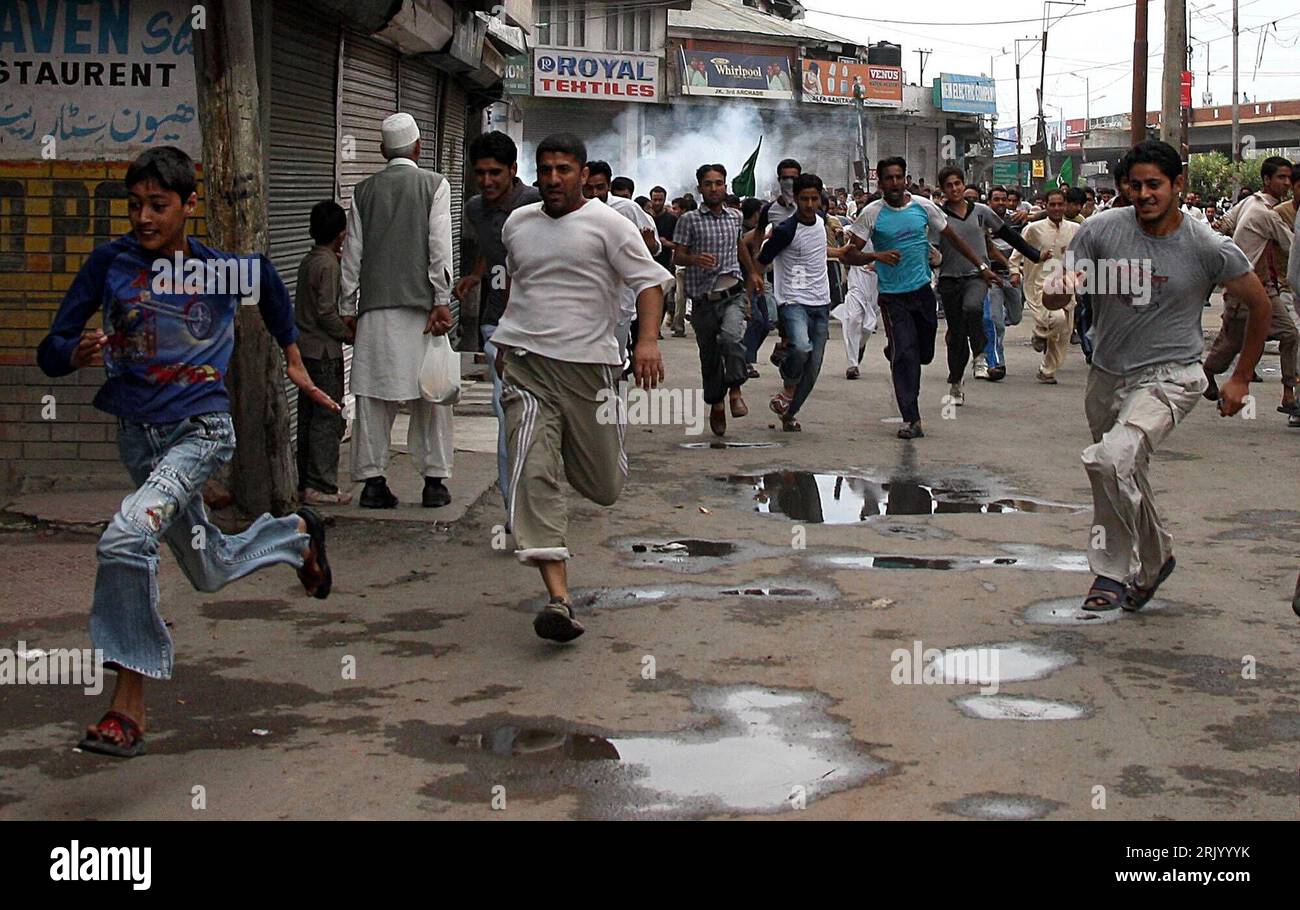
left=37, top=233, right=298, bottom=424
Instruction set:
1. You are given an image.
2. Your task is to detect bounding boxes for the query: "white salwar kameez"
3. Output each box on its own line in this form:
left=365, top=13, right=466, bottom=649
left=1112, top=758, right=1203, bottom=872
left=340, top=158, right=455, bottom=481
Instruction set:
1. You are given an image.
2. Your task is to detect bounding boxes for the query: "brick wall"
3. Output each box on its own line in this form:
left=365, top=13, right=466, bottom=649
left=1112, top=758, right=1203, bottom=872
left=0, top=160, right=207, bottom=494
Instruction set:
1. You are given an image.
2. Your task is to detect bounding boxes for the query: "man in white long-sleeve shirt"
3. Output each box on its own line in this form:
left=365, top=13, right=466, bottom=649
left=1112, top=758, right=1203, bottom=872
left=495, top=133, right=671, bottom=643
left=340, top=113, right=456, bottom=509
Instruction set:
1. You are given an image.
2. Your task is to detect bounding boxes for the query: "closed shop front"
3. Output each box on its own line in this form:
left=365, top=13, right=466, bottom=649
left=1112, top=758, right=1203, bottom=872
left=268, top=1, right=341, bottom=442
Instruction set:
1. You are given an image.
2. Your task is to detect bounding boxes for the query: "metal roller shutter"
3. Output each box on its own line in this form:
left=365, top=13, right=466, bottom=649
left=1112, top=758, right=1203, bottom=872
left=399, top=57, right=443, bottom=172
left=521, top=100, right=620, bottom=172
left=340, top=29, right=400, bottom=206
left=440, top=77, right=470, bottom=348
left=338, top=29, right=400, bottom=429
left=268, top=1, right=340, bottom=445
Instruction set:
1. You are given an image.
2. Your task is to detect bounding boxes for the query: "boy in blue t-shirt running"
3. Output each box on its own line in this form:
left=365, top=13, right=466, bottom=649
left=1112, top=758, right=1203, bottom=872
left=36, top=147, right=341, bottom=758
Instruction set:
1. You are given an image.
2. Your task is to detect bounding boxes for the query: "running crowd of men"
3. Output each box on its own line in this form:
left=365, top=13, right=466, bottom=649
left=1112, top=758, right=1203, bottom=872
left=37, top=109, right=1299, bottom=755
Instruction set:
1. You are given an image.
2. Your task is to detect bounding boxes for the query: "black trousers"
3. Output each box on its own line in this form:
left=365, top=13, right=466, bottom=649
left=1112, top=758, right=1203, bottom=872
left=937, top=275, right=988, bottom=383
left=296, top=356, right=345, bottom=494
left=880, top=284, right=938, bottom=424
left=692, top=291, right=748, bottom=405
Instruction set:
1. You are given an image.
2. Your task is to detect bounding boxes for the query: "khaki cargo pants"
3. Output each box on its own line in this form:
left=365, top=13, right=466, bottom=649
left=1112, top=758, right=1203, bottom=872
left=501, top=348, right=627, bottom=564
left=1081, top=361, right=1206, bottom=588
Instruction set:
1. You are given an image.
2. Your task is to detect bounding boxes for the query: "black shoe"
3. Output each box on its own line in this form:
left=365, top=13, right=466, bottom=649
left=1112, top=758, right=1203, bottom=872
left=1289, top=412, right=1300, bottom=428
left=897, top=421, right=924, bottom=439
left=422, top=477, right=451, bottom=508
left=534, top=597, right=585, bottom=642
left=359, top=477, right=398, bottom=509
left=1293, top=573, right=1300, bottom=618
left=986, top=366, right=1007, bottom=382
left=295, top=507, right=331, bottom=599
left=745, top=364, right=760, bottom=379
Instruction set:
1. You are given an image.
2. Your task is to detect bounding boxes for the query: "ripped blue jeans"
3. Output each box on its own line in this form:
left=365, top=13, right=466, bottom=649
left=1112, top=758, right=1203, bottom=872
left=92, top=413, right=308, bottom=680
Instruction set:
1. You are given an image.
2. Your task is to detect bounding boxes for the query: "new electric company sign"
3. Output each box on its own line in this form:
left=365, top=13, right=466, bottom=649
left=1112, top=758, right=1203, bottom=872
left=533, top=50, right=659, bottom=103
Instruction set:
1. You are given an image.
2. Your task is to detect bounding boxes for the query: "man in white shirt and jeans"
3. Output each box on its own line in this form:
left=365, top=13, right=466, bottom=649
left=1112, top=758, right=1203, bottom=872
left=495, top=133, right=671, bottom=643
left=761, top=173, right=834, bottom=431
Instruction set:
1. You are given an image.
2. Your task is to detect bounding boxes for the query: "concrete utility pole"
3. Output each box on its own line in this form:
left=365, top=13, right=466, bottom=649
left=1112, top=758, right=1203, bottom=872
left=1132, top=0, right=1148, bottom=145
left=1231, top=0, right=1241, bottom=198
left=1161, top=0, right=1186, bottom=150
left=194, top=0, right=296, bottom=516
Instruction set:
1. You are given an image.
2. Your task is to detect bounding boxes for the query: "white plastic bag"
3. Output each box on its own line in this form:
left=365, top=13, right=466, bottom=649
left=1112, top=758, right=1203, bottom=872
left=418, top=333, right=460, bottom=405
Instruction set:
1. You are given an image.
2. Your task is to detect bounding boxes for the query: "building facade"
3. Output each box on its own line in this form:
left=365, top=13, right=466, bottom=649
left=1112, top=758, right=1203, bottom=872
left=0, top=0, right=524, bottom=493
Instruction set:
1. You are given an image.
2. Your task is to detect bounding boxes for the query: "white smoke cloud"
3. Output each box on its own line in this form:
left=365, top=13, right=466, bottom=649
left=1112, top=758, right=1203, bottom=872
left=521, top=103, right=861, bottom=200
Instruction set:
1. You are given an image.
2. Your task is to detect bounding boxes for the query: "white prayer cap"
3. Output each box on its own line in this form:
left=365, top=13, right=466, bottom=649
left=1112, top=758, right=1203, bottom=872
left=381, top=113, right=420, bottom=152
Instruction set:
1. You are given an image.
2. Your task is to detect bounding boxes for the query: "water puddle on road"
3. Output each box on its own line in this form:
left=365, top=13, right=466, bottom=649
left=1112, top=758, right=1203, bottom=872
left=928, top=642, right=1077, bottom=684
left=939, top=793, right=1063, bottom=820
left=1023, top=597, right=1172, bottom=626
left=722, top=471, right=1082, bottom=523
left=631, top=539, right=737, bottom=558
left=567, top=579, right=838, bottom=611
left=680, top=441, right=784, bottom=449
left=441, top=686, right=893, bottom=818
left=816, top=545, right=1089, bottom=573
left=953, top=695, right=1091, bottom=721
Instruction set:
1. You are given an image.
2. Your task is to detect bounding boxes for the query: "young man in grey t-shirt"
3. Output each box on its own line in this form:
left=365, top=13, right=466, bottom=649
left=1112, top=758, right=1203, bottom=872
left=1045, top=140, right=1269, bottom=614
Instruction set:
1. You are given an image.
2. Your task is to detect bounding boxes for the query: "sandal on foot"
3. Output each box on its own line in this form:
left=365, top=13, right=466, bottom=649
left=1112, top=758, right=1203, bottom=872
left=1124, top=556, right=1175, bottom=612
left=534, top=599, right=585, bottom=643
left=781, top=416, right=801, bottom=432
left=1082, top=575, right=1126, bottom=612
left=79, top=710, right=146, bottom=758
left=896, top=421, right=924, bottom=439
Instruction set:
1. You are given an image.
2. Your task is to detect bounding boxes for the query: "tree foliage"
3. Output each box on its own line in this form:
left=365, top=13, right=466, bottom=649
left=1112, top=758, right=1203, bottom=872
left=1188, top=152, right=1264, bottom=201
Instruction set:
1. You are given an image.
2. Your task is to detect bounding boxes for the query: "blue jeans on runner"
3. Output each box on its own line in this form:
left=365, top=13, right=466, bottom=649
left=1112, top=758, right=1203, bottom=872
left=778, top=303, right=830, bottom=419
left=482, top=322, right=510, bottom=510
left=92, top=413, right=308, bottom=679
left=743, top=292, right=776, bottom=364
left=985, top=282, right=1023, bottom=371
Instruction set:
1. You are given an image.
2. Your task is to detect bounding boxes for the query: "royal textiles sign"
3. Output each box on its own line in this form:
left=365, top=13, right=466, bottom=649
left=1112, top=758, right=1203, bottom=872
left=0, top=0, right=199, bottom=159
left=799, top=58, right=900, bottom=107
left=533, top=49, right=659, bottom=102
left=679, top=48, right=794, bottom=100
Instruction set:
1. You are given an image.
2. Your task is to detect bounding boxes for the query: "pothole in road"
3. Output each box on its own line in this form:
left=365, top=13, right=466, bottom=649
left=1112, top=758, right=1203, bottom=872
left=422, top=685, right=894, bottom=818
left=562, top=578, right=840, bottom=612
left=815, top=545, right=1089, bottom=573
left=1023, top=597, right=1172, bottom=625
left=939, top=793, right=1064, bottom=819
left=615, top=536, right=775, bottom=573
left=928, top=642, right=1077, bottom=684
left=953, top=694, right=1092, bottom=721
left=631, top=539, right=737, bottom=558
left=721, top=471, right=1083, bottom=523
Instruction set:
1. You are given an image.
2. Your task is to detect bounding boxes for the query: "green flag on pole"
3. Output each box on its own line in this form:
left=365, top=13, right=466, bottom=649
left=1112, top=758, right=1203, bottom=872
left=1057, top=157, right=1074, bottom=188
left=732, top=137, right=763, bottom=197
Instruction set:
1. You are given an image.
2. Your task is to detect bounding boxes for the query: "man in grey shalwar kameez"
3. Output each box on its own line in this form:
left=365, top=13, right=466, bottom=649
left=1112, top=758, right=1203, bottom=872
left=340, top=113, right=455, bottom=508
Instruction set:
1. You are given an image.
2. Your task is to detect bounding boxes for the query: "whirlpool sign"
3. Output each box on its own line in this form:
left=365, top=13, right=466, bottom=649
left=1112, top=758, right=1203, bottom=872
left=532, top=50, right=659, bottom=103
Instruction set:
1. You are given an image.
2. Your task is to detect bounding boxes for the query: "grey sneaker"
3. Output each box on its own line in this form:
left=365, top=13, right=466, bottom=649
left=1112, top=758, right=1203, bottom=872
left=973, top=355, right=989, bottom=379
